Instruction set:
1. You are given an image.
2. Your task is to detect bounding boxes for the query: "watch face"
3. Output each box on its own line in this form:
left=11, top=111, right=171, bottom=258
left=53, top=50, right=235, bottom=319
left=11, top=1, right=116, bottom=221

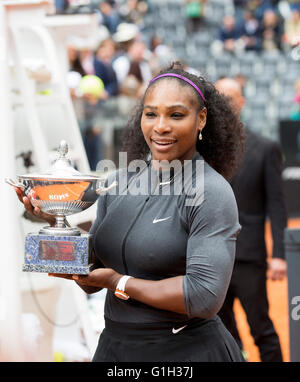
left=38, top=240, right=76, bottom=261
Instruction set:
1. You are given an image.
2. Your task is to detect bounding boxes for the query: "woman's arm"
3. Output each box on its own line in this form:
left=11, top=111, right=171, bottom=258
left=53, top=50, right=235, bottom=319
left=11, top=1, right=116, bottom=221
left=51, top=267, right=186, bottom=309
left=124, top=276, right=186, bottom=314
left=70, top=269, right=186, bottom=313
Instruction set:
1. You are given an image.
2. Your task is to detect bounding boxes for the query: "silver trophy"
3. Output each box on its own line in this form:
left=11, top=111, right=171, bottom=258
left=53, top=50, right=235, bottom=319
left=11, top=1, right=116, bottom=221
left=6, top=140, right=116, bottom=274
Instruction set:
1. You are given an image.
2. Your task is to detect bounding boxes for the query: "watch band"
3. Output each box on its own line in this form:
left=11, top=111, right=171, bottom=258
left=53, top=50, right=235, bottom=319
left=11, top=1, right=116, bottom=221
left=114, top=275, right=132, bottom=300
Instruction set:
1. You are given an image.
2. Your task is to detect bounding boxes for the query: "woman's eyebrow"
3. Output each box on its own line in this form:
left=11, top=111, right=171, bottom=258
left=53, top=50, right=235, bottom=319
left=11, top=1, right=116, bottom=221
left=144, top=105, right=157, bottom=109
left=144, top=104, right=189, bottom=110
left=167, top=104, right=189, bottom=111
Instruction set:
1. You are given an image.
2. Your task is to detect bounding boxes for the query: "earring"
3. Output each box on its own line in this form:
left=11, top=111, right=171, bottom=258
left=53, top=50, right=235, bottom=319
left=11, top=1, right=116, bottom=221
left=199, top=130, right=202, bottom=141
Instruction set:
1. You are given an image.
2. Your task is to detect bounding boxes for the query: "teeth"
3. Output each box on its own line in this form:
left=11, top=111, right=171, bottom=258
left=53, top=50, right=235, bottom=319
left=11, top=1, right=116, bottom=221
left=154, top=141, right=175, bottom=145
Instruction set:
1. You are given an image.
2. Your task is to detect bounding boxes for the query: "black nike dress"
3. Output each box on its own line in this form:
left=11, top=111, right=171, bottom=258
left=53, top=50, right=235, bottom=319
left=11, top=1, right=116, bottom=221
left=90, top=153, right=244, bottom=362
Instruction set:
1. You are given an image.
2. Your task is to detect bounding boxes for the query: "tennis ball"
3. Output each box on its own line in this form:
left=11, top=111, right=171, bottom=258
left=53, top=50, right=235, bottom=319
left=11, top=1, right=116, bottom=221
left=79, top=75, right=104, bottom=98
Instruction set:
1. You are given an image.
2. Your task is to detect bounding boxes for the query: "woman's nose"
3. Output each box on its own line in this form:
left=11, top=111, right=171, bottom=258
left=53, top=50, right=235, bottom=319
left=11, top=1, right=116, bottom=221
left=153, top=116, right=171, bottom=134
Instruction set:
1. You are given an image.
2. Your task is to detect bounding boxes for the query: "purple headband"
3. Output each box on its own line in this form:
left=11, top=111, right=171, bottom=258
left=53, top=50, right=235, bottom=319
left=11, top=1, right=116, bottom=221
left=149, top=73, right=206, bottom=103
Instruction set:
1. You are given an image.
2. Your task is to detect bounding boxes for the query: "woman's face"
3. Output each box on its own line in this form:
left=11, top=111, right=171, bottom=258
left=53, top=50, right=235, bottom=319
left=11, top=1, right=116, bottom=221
left=97, top=40, right=115, bottom=63
left=141, top=79, right=206, bottom=163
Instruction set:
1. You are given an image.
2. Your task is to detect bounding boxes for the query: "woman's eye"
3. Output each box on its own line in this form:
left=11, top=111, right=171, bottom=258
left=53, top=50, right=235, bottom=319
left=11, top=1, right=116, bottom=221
left=171, top=113, right=184, bottom=118
left=145, top=112, right=156, bottom=117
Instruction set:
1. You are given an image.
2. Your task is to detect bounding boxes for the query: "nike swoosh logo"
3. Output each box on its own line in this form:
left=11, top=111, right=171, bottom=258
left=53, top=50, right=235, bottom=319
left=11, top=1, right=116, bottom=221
left=153, top=216, right=171, bottom=224
left=172, top=325, right=187, bottom=334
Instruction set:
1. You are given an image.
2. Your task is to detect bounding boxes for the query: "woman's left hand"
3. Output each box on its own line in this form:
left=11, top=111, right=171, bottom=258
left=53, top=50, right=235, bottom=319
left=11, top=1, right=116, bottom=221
left=48, top=268, right=122, bottom=291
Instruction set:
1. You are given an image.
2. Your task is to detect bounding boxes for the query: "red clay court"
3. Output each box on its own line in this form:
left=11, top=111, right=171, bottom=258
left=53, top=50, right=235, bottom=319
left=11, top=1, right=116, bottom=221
left=234, top=219, right=300, bottom=362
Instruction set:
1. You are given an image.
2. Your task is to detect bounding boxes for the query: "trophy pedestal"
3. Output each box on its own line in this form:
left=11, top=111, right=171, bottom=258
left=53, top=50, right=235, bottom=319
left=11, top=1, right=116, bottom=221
left=23, top=233, right=93, bottom=275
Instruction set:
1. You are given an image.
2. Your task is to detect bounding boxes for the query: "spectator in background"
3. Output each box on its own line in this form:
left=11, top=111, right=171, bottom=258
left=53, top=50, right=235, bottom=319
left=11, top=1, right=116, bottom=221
left=79, top=48, right=96, bottom=75
left=234, top=0, right=250, bottom=25
left=283, top=6, right=300, bottom=48
left=184, top=0, right=207, bottom=34
left=78, top=81, right=106, bottom=171
left=215, top=77, right=287, bottom=363
left=67, top=44, right=86, bottom=77
left=117, top=74, right=144, bottom=116
left=113, top=22, right=141, bottom=58
left=260, top=8, right=283, bottom=51
left=148, top=35, right=176, bottom=75
left=148, top=35, right=167, bottom=75
left=248, top=0, right=279, bottom=22
left=240, top=10, right=262, bottom=51
left=112, top=39, right=152, bottom=88
left=67, top=40, right=106, bottom=170
left=150, top=35, right=162, bottom=53
left=99, top=0, right=121, bottom=34
left=94, top=38, right=119, bottom=97
left=67, top=71, right=106, bottom=171
left=119, top=0, right=148, bottom=28
left=67, top=39, right=96, bottom=76
left=217, top=15, right=243, bottom=53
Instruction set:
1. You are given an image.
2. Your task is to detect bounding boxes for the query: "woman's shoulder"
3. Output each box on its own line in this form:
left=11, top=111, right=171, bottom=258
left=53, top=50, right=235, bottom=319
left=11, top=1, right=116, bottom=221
left=199, top=160, right=237, bottom=210
left=179, top=158, right=237, bottom=214
left=195, top=159, right=233, bottom=196
left=179, top=159, right=239, bottom=232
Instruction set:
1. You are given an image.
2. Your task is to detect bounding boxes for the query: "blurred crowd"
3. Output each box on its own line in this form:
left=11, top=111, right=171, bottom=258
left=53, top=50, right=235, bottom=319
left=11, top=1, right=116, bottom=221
left=216, top=0, right=300, bottom=53
left=57, top=0, right=300, bottom=170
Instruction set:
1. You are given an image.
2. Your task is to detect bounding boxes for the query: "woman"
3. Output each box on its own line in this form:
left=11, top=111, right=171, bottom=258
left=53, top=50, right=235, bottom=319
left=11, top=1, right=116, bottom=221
left=16, top=62, right=246, bottom=362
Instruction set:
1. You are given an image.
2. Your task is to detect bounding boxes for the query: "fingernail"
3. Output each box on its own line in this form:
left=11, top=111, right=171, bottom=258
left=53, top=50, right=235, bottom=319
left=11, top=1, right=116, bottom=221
left=72, top=275, right=78, bottom=280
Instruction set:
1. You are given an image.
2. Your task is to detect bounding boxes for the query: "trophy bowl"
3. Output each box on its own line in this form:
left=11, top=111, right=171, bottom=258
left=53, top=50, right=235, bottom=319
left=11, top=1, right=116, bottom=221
left=5, top=140, right=117, bottom=274
left=6, top=140, right=115, bottom=236
left=16, top=176, right=103, bottom=235
left=18, top=176, right=102, bottom=215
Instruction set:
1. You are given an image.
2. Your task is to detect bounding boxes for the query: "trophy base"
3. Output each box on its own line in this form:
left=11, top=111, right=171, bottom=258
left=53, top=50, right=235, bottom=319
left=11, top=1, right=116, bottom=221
left=22, top=263, right=91, bottom=275
left=24, top=232, right=93, bottom=275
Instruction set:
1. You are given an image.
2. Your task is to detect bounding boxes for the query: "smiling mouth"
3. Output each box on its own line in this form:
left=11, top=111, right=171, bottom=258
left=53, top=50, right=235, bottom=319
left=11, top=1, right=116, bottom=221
left=151, top=139, right=177, bottom=147
left=150, top=139, right=177, bottom=152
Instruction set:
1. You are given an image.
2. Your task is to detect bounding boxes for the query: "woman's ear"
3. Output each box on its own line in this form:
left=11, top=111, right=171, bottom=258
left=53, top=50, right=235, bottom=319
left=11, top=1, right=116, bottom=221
left=197, top=107, right=207, bottom=131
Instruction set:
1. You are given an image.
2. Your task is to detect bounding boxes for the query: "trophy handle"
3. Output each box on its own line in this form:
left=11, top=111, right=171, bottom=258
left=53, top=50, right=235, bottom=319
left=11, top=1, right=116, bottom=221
left=5, top=178, right=25, bottom=191
left=96, top=180, right=118, bottom=195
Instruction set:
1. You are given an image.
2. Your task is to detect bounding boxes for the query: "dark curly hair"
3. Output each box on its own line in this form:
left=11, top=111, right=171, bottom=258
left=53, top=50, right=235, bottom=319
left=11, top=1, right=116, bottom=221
left=121, top=62, right=246, bottom=181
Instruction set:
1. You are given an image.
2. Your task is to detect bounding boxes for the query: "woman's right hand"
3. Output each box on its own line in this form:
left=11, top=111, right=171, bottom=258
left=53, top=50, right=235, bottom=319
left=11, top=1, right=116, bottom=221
left=14, top=186, right=56, bottom=226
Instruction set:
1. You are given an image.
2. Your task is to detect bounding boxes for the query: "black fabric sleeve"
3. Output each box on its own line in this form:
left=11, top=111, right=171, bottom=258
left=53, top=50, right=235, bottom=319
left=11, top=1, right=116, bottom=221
left=182, top=177, right=241, bottom=319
